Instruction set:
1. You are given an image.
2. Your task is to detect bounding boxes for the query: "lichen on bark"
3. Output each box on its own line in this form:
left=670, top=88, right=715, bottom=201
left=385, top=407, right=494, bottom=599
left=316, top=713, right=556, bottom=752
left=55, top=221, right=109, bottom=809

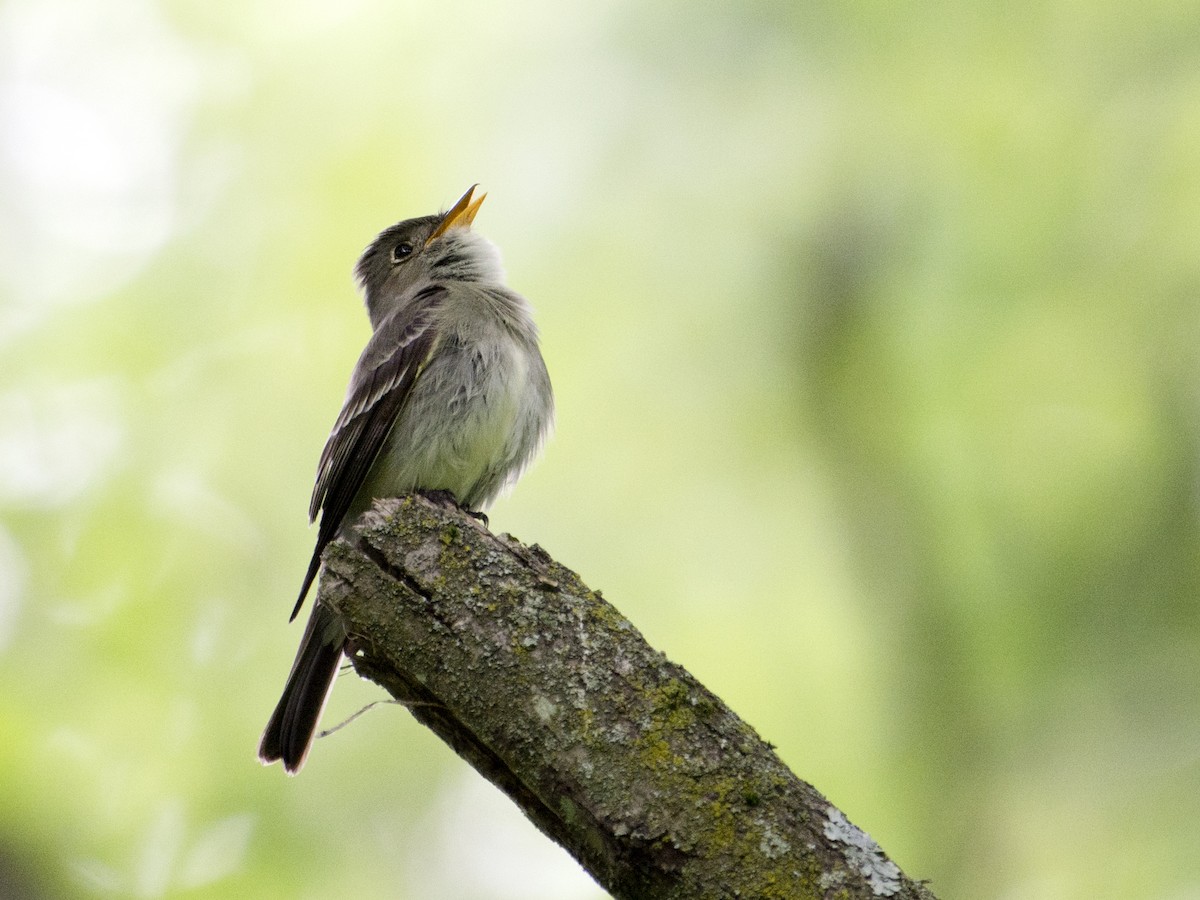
left=318, top=494, right=937, bottom=900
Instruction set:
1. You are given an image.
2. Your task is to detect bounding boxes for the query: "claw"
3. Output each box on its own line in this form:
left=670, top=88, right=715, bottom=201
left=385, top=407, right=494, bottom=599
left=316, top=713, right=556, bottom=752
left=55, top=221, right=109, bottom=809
left=418, top=490, right=488, bottom=527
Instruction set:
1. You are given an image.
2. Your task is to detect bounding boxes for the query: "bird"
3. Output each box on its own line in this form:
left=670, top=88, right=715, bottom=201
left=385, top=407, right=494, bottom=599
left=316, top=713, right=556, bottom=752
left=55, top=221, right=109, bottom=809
left=258, top=185, right=554, bottom=774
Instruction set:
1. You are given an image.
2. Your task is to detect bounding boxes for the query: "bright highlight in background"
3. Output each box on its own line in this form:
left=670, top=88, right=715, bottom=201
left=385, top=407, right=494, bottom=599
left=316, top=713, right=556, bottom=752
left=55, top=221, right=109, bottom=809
left=1, top=0, right=1198, bottom=898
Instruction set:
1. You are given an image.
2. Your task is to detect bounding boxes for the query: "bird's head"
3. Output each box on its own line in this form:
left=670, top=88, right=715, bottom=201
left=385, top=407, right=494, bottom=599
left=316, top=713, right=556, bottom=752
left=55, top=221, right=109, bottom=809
left=355, top=185, right=504, bottom=327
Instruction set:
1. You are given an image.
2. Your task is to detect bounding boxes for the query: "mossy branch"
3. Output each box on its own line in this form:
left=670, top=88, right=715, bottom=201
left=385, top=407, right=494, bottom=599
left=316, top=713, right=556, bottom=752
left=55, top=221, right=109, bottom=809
left=318, top=494, right=937, bottom=900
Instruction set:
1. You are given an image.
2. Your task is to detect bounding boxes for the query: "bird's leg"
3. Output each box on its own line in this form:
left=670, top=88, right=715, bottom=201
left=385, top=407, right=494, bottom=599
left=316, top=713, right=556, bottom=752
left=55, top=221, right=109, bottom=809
left=419, top=489, right=489, bottom=528
left=420, top=488, right=458, bottom=508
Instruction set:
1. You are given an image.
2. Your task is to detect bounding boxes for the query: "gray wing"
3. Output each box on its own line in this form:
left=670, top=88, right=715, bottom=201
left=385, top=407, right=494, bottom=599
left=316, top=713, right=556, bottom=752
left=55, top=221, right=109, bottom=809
left=290, top=285, right=445, bottom=620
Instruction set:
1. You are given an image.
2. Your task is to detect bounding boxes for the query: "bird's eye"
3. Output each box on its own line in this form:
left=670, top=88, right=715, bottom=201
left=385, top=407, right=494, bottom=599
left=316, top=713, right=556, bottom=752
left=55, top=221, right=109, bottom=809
left=391, top=242, right=414, bottom=263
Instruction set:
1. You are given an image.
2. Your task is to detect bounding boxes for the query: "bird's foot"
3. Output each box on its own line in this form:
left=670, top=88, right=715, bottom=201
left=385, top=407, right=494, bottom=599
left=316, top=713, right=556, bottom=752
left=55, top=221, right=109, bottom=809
left=420, top=488, right=458, bottom=509
left=419, top=490, right=489, bottom=528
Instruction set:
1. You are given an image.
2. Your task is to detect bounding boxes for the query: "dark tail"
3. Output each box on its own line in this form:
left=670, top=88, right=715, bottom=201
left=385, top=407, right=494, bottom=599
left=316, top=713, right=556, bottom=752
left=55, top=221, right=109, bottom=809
left=259, top=603, right=346, bottom=774
left=290, top=543, right=324, bottom=622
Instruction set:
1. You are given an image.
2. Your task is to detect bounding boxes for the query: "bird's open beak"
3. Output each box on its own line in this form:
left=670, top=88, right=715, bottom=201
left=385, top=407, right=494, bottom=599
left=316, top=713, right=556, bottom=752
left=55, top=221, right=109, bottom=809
left=427, top=185, right=486, bottom=244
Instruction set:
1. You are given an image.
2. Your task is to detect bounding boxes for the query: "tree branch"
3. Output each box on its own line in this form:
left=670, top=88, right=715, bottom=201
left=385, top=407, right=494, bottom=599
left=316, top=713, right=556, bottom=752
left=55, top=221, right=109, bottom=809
left=319, top=495, right=937, bottom=900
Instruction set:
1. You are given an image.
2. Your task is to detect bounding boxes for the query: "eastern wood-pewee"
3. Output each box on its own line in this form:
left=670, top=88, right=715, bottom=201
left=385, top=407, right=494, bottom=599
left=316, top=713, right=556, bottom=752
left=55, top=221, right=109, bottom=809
left=258, top=186, right=554, bottom=773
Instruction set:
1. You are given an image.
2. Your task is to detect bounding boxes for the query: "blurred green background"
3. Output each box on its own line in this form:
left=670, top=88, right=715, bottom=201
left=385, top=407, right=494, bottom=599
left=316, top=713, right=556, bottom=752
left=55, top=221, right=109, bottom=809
left=2, top=0, right=1198, bottom=897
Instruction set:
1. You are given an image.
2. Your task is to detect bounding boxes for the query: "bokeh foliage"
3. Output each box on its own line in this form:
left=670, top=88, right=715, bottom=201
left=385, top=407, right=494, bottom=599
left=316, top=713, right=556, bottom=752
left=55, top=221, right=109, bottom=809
left=1, top=0, right=1198, bottom=897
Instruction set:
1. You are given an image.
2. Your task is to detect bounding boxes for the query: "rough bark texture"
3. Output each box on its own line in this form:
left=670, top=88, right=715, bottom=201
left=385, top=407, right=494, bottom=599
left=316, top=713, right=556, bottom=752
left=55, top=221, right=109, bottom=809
left=320, top=494, right=938, bottom=900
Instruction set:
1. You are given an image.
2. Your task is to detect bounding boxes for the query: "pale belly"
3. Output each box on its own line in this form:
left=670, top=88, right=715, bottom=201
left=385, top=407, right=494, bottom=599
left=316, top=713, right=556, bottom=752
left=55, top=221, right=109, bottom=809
left=353, top=339, right=532, bottom=514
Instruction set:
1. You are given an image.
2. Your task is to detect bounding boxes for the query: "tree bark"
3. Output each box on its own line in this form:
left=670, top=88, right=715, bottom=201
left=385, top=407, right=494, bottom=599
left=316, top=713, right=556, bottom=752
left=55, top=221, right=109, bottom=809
left=319, top=494, right=937, bottom=900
